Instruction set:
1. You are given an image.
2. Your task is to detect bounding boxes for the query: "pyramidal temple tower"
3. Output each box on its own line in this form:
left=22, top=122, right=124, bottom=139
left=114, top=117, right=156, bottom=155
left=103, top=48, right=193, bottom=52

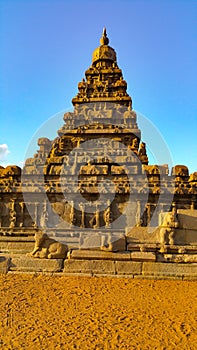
left=0, top=29, right=196, bottom=258
left=72, top=28, right=132, bottom=107
left=21, top=28, right=150, bottom=240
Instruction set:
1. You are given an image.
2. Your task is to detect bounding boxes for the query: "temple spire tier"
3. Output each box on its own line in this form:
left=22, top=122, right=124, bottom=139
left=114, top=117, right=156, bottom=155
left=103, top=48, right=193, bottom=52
left=72, top=29, right=132, bottom=107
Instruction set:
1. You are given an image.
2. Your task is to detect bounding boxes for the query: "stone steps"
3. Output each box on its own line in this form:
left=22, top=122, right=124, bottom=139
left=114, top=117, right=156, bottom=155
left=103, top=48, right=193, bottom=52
left=0, top=252, right=197, bottom=280
left=68, top=249, right=156, bottom=262
left=0, top=236, right=34, bottom=255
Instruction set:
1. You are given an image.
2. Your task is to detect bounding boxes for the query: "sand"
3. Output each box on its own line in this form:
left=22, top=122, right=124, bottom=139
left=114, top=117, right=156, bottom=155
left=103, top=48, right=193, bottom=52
left=0, top=274, right=196, bottom=350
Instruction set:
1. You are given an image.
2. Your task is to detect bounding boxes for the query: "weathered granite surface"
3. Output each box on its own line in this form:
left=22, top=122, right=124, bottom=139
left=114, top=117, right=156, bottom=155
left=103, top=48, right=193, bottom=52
left=0, top=30, right=196, bottom=269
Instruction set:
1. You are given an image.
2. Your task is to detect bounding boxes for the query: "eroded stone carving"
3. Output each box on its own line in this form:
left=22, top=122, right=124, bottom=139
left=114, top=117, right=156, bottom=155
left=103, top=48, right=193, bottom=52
left=1, top=166, right=21, bottom=178
left=28, top=231, right=68, bottom=259
left=171, top=165, right=189, bottom=177
left=159, top=205, right=179, bottom=246
left=89, top=207, right=100, bottom=229
left=103, top=201, right=112, bottom=228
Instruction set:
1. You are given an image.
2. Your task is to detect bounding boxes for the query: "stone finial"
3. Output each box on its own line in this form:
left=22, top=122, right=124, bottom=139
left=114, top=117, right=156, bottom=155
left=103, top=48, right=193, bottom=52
left=100, top=27, right=109, bottom=45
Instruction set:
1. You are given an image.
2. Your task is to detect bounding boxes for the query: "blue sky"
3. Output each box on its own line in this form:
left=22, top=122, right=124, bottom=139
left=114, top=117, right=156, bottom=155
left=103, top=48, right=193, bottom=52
left=0, top=0, right=196, bottom=173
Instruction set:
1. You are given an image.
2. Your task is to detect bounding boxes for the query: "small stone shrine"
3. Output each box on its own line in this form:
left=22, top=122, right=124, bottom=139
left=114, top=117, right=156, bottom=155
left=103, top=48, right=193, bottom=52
left=0, top=29, right=197, bottom=268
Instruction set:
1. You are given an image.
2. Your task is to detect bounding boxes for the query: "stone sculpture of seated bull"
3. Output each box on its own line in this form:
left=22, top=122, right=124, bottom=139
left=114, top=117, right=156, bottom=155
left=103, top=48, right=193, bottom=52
left=27, top=231, right=68, bottom=259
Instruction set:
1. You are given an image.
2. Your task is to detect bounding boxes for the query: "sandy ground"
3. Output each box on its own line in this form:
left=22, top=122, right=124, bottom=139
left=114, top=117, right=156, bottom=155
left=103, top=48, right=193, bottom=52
left=0, top=274, right=196, bottom=350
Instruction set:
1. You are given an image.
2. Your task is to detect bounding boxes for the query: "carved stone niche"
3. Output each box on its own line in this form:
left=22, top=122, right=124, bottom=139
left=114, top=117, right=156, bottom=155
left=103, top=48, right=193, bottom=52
left=24, top=158, right=35, bottom=166
left=37, top=137, right=52, bottom=151
left=79, top=231, right=126, bottom=251
left=189, top=172, right=197, bottom=182
left=143, top=165, right=160, bottom=175
left=63, top=111, right=74, bottom=122
left=171, top=165, right=189, bottom=177
left=79, top=163, right=102, bottom=175
left=1, top=166, right=21, bottom=178
left=111, top=165, right=126, bottom=175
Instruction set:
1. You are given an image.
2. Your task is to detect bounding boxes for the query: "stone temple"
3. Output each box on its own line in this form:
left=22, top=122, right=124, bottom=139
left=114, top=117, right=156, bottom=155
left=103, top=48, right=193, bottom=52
left=0, top=29, right=197, bottom=267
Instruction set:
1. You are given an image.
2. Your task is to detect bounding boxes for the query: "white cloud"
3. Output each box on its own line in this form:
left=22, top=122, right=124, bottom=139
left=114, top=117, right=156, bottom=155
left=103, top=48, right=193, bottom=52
left=0, top=144, right=10, bottom=162
left=18, top=160, right=25, bottom=168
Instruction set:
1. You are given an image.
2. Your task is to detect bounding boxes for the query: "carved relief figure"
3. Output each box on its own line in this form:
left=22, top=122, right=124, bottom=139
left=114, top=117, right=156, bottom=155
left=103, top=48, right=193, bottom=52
left=104, top=202, right=112, bottom=228
left=138, top=142, right=147, bottom=156
left=79, top=203, right=85, bottom=228
left=80, top=162, right=99, bottom=175
left=89, top=204, right=100, bottom=229
left=70, top=201, right=77, bottom=226
left=50, top=141, right=59, bottom=157
left=128, top=137, right=138, bottom=151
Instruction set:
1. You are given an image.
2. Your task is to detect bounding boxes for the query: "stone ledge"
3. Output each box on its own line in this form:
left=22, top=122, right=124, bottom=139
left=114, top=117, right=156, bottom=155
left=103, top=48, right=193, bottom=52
left=63, top=272, right=93, bottom=277
left=157, top=254, right=197, bottom=263
left=64, top=259, right=115, bottom=275
left=9, top=256, right=63, bottom=272
left=134, top=275, right=183, bottom=280
left=1, top=254, right=197, bottom=279
left=0, top=256, right=10, bottom=274
left=115, top=261, right=142, bottom=275
left=131, top=252, right=156, bottom=262
left=127, top=243, right=197, bottom=254
left=0, top=236, right=34, bottom=242
left=182, top=276, right=197, bottom=281
left=127, top=243, right=158, bottom=252
left=69, top=250, right=131, bottom=261
left=142, top=262, right=197, bottom=277
left=0, top=241, right=34, bottom=254
left=162, top=245, right=197, bottom=254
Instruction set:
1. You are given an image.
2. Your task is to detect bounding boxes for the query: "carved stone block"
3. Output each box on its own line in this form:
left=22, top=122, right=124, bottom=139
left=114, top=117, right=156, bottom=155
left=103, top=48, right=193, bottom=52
left=10, top=256, right=64, bottom=272
left=115, top=261, right=142, bottom=275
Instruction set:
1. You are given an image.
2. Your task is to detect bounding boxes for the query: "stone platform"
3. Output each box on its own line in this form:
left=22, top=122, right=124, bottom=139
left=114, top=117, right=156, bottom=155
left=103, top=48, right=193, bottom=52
left=1, top=250, right=197, bottom=280
left=1, top=225, right=197, bottom=279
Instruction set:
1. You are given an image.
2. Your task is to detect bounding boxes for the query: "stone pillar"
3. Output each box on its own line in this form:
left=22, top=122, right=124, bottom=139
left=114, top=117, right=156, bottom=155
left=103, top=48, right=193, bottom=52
left=70, top=200, right=77, bottom=227
left=9, top=198, right=16, bottom=229
left=146, top=203, right=151, bottom=226
left=79, top=203, right=85, bottom=228
left=135, top=200, right=141, bottom=227
left=40, top=201, right=48, bottom=229
left=95, top=203, right=100, bottom=229
left=33, top=202, right=39, bottom=228
left=104, top=200, right=112, bottom=228
left=19, top=201, right=24, bottom=227
left=0, top=199, right=2, bottom=228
